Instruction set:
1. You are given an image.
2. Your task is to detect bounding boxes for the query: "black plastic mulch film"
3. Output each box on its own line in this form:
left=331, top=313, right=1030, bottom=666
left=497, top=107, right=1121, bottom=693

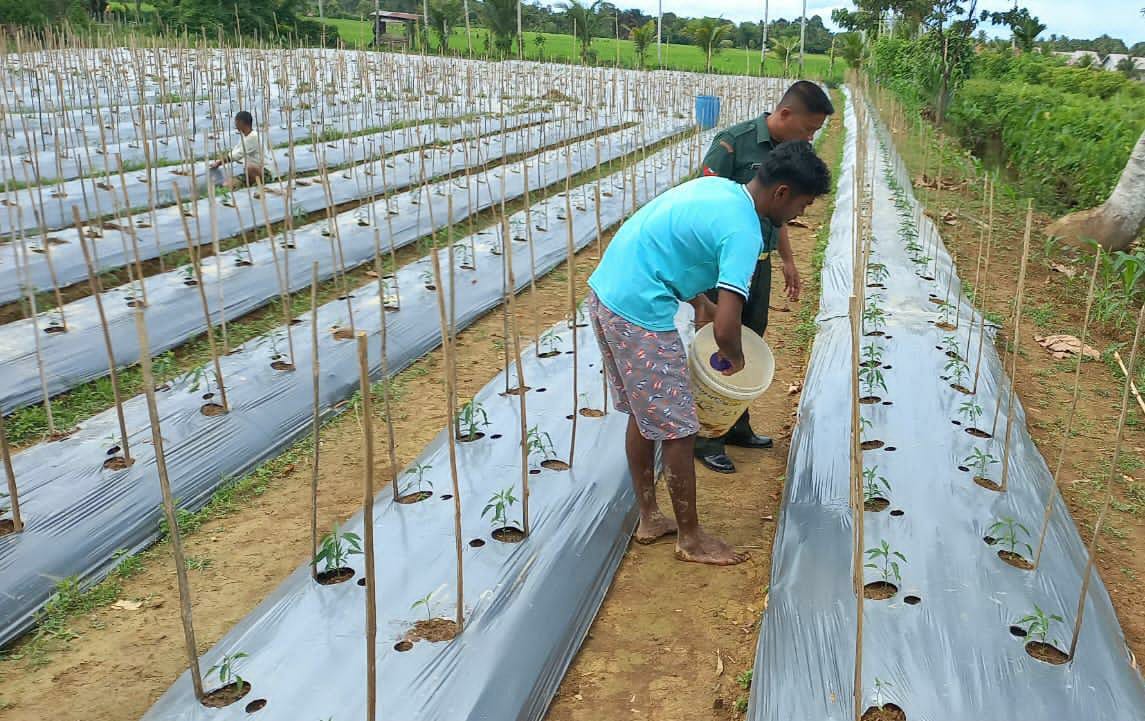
left=749, top=90, right=1145, bottom=720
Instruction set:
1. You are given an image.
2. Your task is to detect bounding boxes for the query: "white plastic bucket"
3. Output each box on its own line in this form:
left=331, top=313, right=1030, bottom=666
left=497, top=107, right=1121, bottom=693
left=688, top=324, right=775, bottom=438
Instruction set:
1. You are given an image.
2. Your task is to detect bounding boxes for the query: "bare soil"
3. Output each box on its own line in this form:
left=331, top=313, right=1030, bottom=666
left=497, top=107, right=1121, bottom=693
left=1025, top=640, right=1070, bottom=665
left=201, top=680, right=251, bottom=708
left=997, top=550, right=1034, bottom=571
left=408, top=618, right=459, bottom=644
left=861, top=703, right=908, bottom=721
left=863, top=581, right=899, bottom=601
left=491, top=526, right=527, bottom=543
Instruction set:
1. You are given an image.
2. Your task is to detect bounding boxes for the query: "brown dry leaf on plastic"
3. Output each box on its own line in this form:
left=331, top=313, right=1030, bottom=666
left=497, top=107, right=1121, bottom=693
left=366, top=270, right=379, bottom=278
left=1050, top=262, right=1078, bottom=278
left=788, top=381, right=803, bottom=395
left=1034, top=334, right=1100, bottom=360
left=111, top=599, right=143, bottom=611
left=942, top=210, right=958, bottom=225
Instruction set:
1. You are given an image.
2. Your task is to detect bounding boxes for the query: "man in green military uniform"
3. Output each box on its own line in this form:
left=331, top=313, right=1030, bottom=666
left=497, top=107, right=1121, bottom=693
left=695, top=81, right=834, bottom=474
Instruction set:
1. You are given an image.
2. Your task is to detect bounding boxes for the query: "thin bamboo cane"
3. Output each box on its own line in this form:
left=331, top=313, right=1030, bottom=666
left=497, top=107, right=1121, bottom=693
left=1067, top=297, right=1145, bottom=660
left=371, top=229, right=401, bottom=502
left=133, top=307, right=205, bottom=699
left=998, top=203, right=1034, bottom=492
left=502, top=214, right=531, bottom=535
left=174, top=184, right=229, bottom=412
left=309, top=263, right=320, bottom=580
left=564, top=142, right=579, bottom=465
left=971, top=179, right=996, bottom=394
left=1033, top=252, right=1100, bottom=569
left=74, top=207, right=131, bottom=467
left=355, top=331, right=379, bottom=721
left=430, top=244, right=464, bottom=631
left=17, top=222, right=57, bottom=437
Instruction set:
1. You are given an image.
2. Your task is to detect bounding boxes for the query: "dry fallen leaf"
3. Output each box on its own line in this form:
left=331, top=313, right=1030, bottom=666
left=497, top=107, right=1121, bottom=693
left=788, top=381, right=803, bottom=395
left=715, top=649, right=724, bottom=676
left=942, top=210, right=958, bottom=226
left=1034, top=334, right=1100, bottom=360
left=1050, top=262, right=1077, bottom=278
left=111, top=599, right=143, bottom=611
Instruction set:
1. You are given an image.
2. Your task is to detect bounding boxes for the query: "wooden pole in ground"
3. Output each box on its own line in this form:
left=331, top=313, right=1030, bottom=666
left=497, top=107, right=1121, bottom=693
left=998, top=202, right=1033, bottom=492
left=175, top=184, right=229, bottom=412
left=431, top=245, right=464, bottom=632
left=1067, top=296, right=1145, bottom=660
left=133, top=307, right=205, bottom=700
left=564, top=147, right=579, bottom=466
left=355, top=331, right=378, bottom=721
left=502, top=215, right=531, bottom=535
left=0, top=408, right=22, bottom=532
left=75, top=208, right=132, bottom=468
left=17, top=223, right=57, bottom=438
left=849, top=293, right=865, bottom=721
left=1033, top=252, right=1100, bottom=569
left=372, top=229, right=401, bottom=502
left=309, top=263, right=320, bottom=581
left=971, top=179, right=996, bottom=394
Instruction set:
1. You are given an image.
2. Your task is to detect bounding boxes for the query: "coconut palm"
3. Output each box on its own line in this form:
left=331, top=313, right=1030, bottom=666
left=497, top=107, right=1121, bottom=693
left=428, top=0, right=462, bottom=51
left=631, top=20, right=655, bottom=68
left=1116, top=56, right=1141, bottom=80
left=482, top=0, right=518, bottom=57
left=1012, top=14, right=1046, bottom=53
left=838, top=31, right=863, bottom=70
left=686, top=17, right=735, bottom=73
left=561, top=0, right=603, bottom=64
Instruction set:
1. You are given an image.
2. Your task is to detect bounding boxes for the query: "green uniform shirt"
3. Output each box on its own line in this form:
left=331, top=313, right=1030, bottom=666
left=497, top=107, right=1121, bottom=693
left=702, top=113, right=776, bottom=257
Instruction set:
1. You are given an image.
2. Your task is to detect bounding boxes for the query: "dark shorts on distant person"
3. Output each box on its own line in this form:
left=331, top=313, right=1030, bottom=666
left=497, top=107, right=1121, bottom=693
left=587, top=291, right=699, bottom=441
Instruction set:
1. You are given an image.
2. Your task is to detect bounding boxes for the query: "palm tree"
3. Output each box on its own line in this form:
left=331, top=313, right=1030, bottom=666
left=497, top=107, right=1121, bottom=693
left=686, top=17, right=734, bottom=73
left=1116, top=56, right=1142, bottom=80
left=1012, top=15, right=1046, bottom=53
left=561, top=0, right=603, bottom=64
left=771, top=35, right=799, bottom=77
left=428, top=0, right=462, bottom=51
left=838, top=32, right=863, bottom=71
left=631, top=20, right=655, bottom=68
left=482, top=0, right=518, bottom=57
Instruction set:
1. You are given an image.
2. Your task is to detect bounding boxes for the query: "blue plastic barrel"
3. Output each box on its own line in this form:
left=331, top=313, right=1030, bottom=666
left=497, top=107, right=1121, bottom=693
left=695, top=95, right=721, bottom=130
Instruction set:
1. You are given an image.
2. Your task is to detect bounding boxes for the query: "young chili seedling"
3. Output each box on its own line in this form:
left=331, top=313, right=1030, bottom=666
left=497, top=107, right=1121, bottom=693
left=861, top=343, right=884, bottom=368
left=1016, top=605, right=1064, bottom=645
left=539, top=328, right=561, bottom=355
left=455, top=400, right=489, bottom=440
left=482, top=487, right=520, bottom=529
left=859, top=365, right=888, bottom=396
left=525, top=426, right=556, bottom=463
left=964, top=448, right=999, bottom=477
left=404, top=462, right=433, bottom=494
left=864, top=540, right=906, bottom=585
left=944, top=357, right=969, bottom=387
left=863, top=466, right=891, bottom=503
left=941, top=334, right=961, bottom=357
left=207, top=651, right=249, bottom=690
left=867, top=262, right=889, bottom=285
left=958, top=400, right=983, bottom=426
left=314, top=523, right=363, bottom=572
left=989, top=516, right=1033, bottom=558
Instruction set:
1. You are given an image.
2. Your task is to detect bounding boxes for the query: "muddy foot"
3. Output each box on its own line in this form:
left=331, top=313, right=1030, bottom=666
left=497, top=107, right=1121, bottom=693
left=634, top=512, right=678, bottom=545
left=675, top=530, right=749, bottom=566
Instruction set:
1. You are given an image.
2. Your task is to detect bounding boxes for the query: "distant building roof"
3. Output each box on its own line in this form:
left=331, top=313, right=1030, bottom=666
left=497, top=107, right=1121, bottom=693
left=368, top=11, right=420, bottom=22
left=1055, top=49, right=1100, bottom=65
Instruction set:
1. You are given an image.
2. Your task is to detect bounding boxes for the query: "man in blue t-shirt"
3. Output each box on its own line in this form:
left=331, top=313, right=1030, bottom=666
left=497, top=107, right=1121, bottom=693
left=587, top=141, right=830, bottom=566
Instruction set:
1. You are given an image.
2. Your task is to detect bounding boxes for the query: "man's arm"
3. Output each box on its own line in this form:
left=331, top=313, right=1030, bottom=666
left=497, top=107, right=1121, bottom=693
left=776, top=225, right=801, bottom=302
left=711, top=289, right=745, bottom=376
left=688, top=294, right=718, bottom=328
left=701, top=134, right=736, bottom=178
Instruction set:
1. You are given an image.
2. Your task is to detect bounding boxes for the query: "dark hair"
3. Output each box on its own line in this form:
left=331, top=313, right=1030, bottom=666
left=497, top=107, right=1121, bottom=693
left=234, top=111, right=253, bottom=127
left=778, top=81, right=835, bottom=116
left=756, top=141, right=831, bottom=197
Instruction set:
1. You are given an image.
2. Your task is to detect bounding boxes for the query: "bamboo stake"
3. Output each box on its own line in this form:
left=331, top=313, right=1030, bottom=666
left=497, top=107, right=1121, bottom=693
left=1067, top=297, right=1145, bottom=660
left=998, top=202, right=1034, bottom=492
left=174, top=184, right=229, bottom=412
left=355, top=331, right=378, bottom=721
left=564, top=143, right=579, bottom=466
left=430, top=245, right=464, bottom=632
left=1033, top=252, right=1100, bottom=569
left=372, top=229, right=401, bottom=502
left=850, top=294, right=865, bottom=721
left=309, top=263, right=320, bottom=581
left=133, top=307, right=204, bottom=700
left=75, top=207, right=131, bottom=467
left=0, top=408, right=22, bottom=533
left=502, top=214, right=531, bottom=535
left=1113, top=351, right=1145, bottom=417
left=971, top=179, right=996, bottom=394
left=17, top=225, right=57, bottom=437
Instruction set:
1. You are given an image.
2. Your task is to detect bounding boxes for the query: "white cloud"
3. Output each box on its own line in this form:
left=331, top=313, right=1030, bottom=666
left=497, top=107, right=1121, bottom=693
left=602, top=0, right=1145, bottom=44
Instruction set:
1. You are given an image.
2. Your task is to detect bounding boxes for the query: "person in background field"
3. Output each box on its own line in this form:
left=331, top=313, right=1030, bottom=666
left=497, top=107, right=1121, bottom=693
left=694, top=80, right=835, bottom=475
left=210, top=111, right=266, bottom=188
left=587, top=142, right=832, bottom=566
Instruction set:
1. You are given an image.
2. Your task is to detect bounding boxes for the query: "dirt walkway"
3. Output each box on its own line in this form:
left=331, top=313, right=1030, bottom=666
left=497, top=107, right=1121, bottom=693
left=545, top=111, right=843, bottom=721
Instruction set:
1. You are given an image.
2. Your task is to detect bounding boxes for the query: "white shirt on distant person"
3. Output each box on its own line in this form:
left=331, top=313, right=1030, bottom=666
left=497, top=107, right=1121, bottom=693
left=229, top=130, right=264, bottom=168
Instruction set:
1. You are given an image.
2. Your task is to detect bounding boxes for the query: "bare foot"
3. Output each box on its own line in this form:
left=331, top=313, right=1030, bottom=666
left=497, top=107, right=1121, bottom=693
left=634, top=511, right=678, bottom=545
left=675, top=530, right=749, bottom=566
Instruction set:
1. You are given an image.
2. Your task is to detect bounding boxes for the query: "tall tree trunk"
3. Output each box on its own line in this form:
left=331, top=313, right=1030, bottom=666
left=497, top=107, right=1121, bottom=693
left=1046, top=128, right=1145, bottom=252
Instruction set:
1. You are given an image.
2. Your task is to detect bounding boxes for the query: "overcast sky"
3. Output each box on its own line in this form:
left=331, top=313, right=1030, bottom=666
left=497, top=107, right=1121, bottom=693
left=611, top=1, right=1145, bottom=43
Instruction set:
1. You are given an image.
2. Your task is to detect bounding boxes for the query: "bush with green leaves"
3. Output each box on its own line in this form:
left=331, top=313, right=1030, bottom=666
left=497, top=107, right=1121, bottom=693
left=944, top=357, right=970, bottom=387
left=314, top=523, right=362, bottom=572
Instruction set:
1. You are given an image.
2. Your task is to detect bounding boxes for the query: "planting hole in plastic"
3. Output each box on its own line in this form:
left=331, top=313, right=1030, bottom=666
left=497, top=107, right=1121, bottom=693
left=200, top=681, right=251, bottom=708
left=863, top=581, right=898, bottom=600
left=244, top=699, right=267, bottom=713
left=315, top=567, right=355, bottom=585
left=397, top=491, right=433, bottom=505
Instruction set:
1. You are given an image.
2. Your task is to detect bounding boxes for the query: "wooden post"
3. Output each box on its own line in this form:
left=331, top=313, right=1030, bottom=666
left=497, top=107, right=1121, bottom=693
left=1067, top=297, right=1145, bottom=660
left=355, top=332, right=378, bottom=721
left=998, top=202, right=1033, bottom=492
left=564, top=147, right=579, bottom=466
left=971, top=179, right=996, bottom=394
left=1033, top=252, right=1100, bottom=569
left=0, top=408, right=22, bottom=532
left=133, top=308, right=205, bottom=700
left=75, top=208, right=131, bottom=467
left=309, top=263, right=321, bottom=581
left=372, top=229, right=401, bottom=502
left=431, top=246, right=464, bottom=631
left=502, top=215, right=531, bottom=535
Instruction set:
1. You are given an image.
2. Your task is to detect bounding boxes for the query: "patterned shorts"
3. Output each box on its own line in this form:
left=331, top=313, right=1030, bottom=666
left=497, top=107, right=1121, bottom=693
left=587, top=292, right=700, bottom=441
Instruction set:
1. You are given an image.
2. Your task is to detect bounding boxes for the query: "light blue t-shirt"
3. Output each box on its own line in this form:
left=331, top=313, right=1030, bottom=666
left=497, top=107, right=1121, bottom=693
left=587, top=176, right=763, bottom=331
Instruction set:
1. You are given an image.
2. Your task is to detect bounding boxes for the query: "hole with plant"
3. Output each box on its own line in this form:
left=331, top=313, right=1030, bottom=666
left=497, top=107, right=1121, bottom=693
left=483, top=487, right=524, bottom=543
left=940, top=334, right=961, bottom=360
left=313, top=523, right=361, bottom=585
left=989, top=517, right=1034, bottom=570
left=859, top=365, right=887, bottom=402
left=863, top=466, right=891, bottom=512
left=863, top=539, right=905, bottom=600
left=233, top=245, right=253, bottom=267
left=537, top=328, right=561, bottom=358
left=963, top=448, right=1001, bottom=491
left=860, top=343, right=884, bottom=369
left=455, top=400, right=489, bottom=442
left=943, top=357, right=971, bottom=393
left=179, top=264, right=198, bottom=286
left=1015, top=605, right=1069, bottom=665
left=0, top=491, right=13, bottom=535
left=958, top=400, right=983, bottom=430
left=419, top=267, right=436, bottom=291
left=859, top=416, right=884, bottom=450
left=399, top=462, right=434, bottom=503
left=861, top=677, right=905, bottom=721
left=455, top=242, right=474, bottom=270
left=866, top=262, right=889, bottom=287
left=863, top=302, right=887, bottom=336
left=578, top=391, right=604, bottom=418
left=202, top=651, right=251, bottom=707
left=935, top=300, right=956, bottom=329
left=527, top=426, right=568, bottom=470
